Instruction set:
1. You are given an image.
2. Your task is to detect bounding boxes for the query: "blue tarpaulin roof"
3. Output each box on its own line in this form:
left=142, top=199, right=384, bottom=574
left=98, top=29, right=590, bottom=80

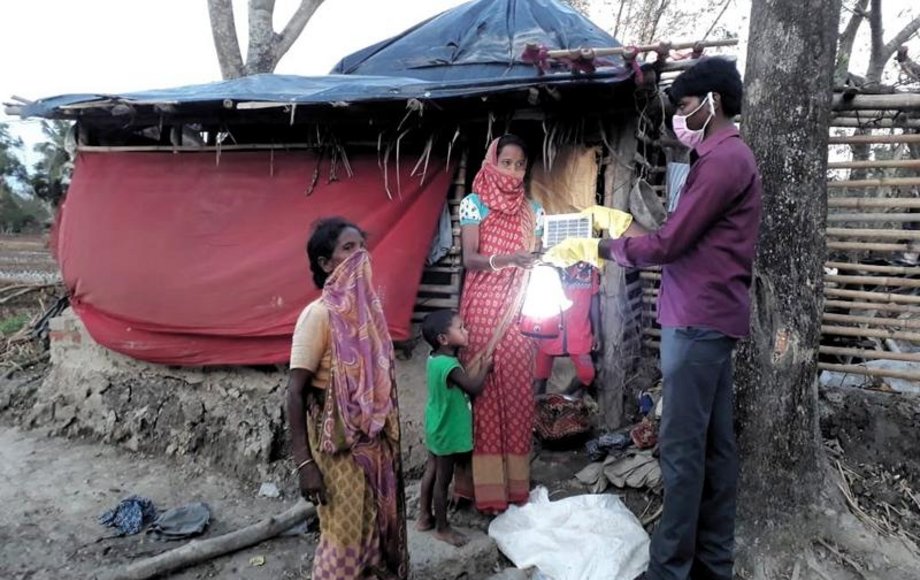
left=333, top=0, right=622, bottom=81
left=17, top=0, right=631, bottom=120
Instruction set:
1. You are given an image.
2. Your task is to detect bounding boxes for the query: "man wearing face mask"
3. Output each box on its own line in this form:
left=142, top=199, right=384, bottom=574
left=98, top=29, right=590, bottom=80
left=608, top=57, right=761, bottom=580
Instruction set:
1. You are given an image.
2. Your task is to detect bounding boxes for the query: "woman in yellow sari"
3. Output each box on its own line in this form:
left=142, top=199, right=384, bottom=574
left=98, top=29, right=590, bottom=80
left=287, top=217, right=408, bottom=580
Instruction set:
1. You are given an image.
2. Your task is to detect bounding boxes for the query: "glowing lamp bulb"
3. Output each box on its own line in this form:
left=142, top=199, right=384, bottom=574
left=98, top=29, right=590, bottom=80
left=521, top=264, right=572, bottom=320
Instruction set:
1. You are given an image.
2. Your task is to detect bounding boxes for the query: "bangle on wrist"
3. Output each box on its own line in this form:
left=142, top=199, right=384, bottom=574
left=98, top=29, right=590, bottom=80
left=292, top=458, right=315, bottom=475
left=489, top=254, right=500, bottom=271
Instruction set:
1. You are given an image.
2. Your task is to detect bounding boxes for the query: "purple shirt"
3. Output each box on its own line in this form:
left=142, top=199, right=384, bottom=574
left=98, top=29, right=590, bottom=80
left=602, top=126, right=762, bottom=338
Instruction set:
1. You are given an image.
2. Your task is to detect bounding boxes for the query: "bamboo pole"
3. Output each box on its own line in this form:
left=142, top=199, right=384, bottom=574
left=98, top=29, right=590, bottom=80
left=537, top=38, right=738, bottom=60
left=827, top=159, right=920, bottom=170
left=827, top=177, right=920, bottom=189
left=820, top=346, right=920, bottom=363
left=827, top=227, right=920, bottom=240
left=825, top=287, right=920, bottom=304
left=828, top=197, right=920, bottom=209
left=822, top=325, right=920, bottom=342
left=827, top=241, right=910, bottom=252
left=827, top=213, right=920, bottom=223
left=818, top=362, right=920, bottom=382
left=826, top=261, right=920, bottom=275
left=823, top=312, right=920, bottom=329
left=830, top=118, right=920, bottom=129
left=825, top=300, right=920, bottom=314
left=826, top=274, right=920, bottom=289
left=827, top=133, right=920, bottom=145
left=831, top=93, right=920, bottom=111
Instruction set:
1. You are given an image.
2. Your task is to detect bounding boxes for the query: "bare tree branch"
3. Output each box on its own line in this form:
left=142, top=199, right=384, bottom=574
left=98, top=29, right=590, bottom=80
left=274, top=0, right=325, bottom=62
left=835, top=0, right=869, bottom=82
left=702, top=0, right=733, bottom=41
left=207, top=0, right=244, bottom=79
left=884, top=15, right=920, bottom=59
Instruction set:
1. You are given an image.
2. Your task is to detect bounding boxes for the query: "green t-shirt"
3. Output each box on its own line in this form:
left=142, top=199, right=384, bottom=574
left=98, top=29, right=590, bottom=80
left=425, top=354, right=473, bottom=456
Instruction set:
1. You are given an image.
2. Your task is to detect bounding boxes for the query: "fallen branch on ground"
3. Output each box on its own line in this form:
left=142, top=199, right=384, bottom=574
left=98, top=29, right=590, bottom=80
left=98, top=499, right=316, bottom=580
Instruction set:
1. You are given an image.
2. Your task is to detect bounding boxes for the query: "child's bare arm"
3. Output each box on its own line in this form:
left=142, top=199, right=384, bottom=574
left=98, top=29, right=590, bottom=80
left=448, top=359, right=492, bottom=396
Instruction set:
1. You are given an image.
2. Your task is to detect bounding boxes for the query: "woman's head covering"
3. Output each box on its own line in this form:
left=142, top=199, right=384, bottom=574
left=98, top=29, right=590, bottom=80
left=473, top=137, right=527, bottom=215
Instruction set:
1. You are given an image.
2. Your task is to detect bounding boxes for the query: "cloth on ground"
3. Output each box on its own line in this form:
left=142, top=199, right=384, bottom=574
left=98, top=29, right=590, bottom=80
left=488, top=486, right=649, bottom=580
left=98, top=495, right=157, bottom=536
left=585, top=431, right=631, bottom=462
left=575, top=450, right=662, bottom=493
left=534, top=394, right=595, bottom=441
left=147, top=502, right=211, bottom=541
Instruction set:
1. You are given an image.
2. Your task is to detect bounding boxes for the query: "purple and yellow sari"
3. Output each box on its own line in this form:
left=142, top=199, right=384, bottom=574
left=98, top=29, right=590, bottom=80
left=308, top=250, right=408, bottom=580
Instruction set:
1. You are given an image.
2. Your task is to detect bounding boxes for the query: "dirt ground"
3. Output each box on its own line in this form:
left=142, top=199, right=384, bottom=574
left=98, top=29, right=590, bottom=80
left=0, top=426, right=315, bottom=580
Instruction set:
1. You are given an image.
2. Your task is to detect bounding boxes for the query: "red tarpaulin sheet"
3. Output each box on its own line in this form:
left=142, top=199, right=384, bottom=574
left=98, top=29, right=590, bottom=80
left=58, top=151, right=449, bottom=365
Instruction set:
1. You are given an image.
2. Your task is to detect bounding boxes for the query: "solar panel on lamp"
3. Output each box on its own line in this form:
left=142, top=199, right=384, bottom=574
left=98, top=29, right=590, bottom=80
left=542, top=213, right=594, bottom=249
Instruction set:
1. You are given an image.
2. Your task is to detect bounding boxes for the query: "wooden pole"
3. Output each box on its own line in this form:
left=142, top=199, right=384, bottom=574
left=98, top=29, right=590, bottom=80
left=821, top=324, right=920, bottom=342
left=827, top=241, right=909, bottom=252
left=827, top=133, right=920, bottom=145
left=830, top=118, right=920, bottom=129
left=825, top=299, right=920, bottom=314
left=827, top=177, right=920, bottom=189
left=823, top=312, right=920, bottom=329
left=827, top=213, right=920, bottom=223
left=826, top=227, right=920, bottom=240
left=827, top=159, right=920, bottom=170
left=537, top=38, right=738, bottom=60
left=826, top=261, right=920, bottom=275
left=825, top=287, right=920, bottom=304
left=820, top=345, right=920, bottom=363
left=818, top=362, right=920, bottom=382
left=828, top=197, right=920, bottom=209
left=831, top=93, right=920, bottom=111
left=100, top=500, right=316, bottom=580
left=826, top=273, right=920, bottom=289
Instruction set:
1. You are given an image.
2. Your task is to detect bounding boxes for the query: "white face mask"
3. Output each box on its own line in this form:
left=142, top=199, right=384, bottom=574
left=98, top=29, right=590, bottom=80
left=672, top=92, right=715, bottom=149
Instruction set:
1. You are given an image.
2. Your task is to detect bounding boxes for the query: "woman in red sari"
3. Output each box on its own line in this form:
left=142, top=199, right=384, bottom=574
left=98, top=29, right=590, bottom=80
left=456, top=135, right=545, bottom=513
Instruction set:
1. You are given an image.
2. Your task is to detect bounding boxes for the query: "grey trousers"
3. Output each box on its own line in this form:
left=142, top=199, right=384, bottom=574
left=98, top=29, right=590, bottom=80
left=647, top=327, right=738, bottom=580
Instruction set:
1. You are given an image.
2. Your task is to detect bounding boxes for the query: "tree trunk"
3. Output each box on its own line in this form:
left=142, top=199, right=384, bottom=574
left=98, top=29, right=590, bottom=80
left=834, top=0, right=869, bottom=84
left=734, top=0, right=841, bottom=529
left=208, top=0, right=324, bottom=80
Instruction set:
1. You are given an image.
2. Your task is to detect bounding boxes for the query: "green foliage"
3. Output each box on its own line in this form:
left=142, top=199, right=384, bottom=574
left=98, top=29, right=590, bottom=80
left=0, top=313, right=29, bottom=336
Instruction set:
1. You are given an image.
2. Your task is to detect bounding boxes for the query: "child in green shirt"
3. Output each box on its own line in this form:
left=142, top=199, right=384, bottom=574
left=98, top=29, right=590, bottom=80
left=416, top=310, right=491, bottom=546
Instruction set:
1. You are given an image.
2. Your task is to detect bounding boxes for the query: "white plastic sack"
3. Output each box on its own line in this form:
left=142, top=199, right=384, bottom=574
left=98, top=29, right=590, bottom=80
left=488, top=487, right=649, bottom=580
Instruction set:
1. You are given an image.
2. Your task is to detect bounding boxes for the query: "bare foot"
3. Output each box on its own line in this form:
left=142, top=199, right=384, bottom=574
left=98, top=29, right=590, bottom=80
left=415, top=515, right=434, bottom=531
left=434, top=527, right=469, bottom=547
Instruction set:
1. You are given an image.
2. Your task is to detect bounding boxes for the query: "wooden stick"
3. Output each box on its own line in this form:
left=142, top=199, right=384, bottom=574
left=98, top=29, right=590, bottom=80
left=100, top=500, right=316, bottom=580
left=536, top=38, right=738, bottom=60
left=827, top=213, right=920, bottom=223
left=823, top=312, right=920, bottom=329
left=825, top=287, right=920, bottom=304
left=827, top=273, right=920, bottom=288
left=827, top=133, right=920, bottom=145
left=827, top=227, right=920, bottom=240
left=821, top=324, right=920, bottom=342
left=830, top=118, right=920, bottom=129
left=825, top=299, right=920, bottom=313
left=828, top=157, right=920, bottom=169
left=827, top=241, right=909, bottom=252
left=831, top=93, right=920, bottom=111
left=818, top=362, right=920, bottom=382
left=826, top=261, right=920, bottom=275
left=828, top=197, right=920, bottom=209
left=819, top=345, right=920, bottom=363
left=827, top=177, right=920, bottom=189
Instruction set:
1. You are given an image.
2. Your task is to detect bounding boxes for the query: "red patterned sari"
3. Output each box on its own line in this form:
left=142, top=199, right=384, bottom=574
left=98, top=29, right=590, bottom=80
left=457, top=139, right=537, bottom=513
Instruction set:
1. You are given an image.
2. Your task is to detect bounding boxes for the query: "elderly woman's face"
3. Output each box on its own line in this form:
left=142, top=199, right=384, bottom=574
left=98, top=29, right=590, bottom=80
left=322, top=227, right=366, bottom=274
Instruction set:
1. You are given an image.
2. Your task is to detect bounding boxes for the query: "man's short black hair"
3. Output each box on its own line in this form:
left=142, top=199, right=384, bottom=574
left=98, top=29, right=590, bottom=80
left=668, top=57, right=743, bottom=118
left=422, top=310, right=456, bottom=350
